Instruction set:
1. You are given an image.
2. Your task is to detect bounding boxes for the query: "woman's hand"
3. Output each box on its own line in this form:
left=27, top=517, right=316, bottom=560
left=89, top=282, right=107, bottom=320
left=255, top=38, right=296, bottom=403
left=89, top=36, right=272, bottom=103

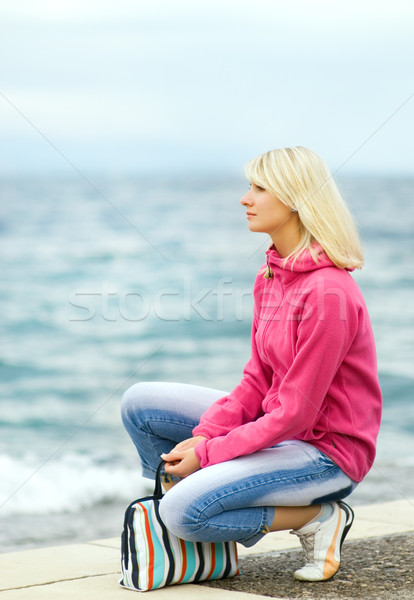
left=171, top=435, right=207, bottom=453
left=161, top=436, right=206, bottom=478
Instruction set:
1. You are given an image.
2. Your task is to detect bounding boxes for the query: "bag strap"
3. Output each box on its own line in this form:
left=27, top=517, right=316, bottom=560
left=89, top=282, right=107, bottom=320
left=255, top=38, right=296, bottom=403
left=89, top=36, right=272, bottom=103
left=153, top=460, right=165, bottom=498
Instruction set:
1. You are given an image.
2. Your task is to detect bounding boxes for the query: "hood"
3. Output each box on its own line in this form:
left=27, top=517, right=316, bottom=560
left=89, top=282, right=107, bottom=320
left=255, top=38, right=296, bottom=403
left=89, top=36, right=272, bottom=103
left=265, top=243, right=339, bottom=275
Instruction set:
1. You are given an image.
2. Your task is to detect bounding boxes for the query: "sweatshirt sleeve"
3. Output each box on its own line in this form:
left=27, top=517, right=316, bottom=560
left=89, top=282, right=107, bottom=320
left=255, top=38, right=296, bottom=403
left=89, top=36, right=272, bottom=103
left=194, top=282, right=361, bottom=468
left=192, top=310, right=273, bottom=439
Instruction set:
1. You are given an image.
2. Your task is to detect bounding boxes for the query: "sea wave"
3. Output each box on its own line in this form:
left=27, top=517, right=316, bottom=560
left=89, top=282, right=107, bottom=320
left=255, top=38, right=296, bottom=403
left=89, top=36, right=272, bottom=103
left=0, top=452, right=148, bottom=517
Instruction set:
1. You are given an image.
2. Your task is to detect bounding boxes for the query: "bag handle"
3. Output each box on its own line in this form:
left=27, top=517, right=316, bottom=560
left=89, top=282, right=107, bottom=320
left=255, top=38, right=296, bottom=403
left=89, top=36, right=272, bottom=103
left=153, top=460, right=165, bottom=498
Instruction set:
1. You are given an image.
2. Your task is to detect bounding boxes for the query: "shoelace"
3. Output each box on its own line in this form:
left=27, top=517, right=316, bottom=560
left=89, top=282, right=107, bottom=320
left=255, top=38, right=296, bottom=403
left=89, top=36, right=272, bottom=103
left=291, top=530, right=315, bottom=565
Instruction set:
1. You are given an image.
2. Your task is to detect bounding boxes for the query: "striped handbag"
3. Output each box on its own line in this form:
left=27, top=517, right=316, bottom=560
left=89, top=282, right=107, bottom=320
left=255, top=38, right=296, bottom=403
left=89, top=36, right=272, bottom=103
left=119, top=462, right=239, bottom=592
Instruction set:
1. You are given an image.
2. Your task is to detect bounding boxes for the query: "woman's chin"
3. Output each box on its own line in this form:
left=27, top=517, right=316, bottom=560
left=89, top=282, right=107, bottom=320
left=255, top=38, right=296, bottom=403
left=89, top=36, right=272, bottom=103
left=248, top=223, right=264, bottom=233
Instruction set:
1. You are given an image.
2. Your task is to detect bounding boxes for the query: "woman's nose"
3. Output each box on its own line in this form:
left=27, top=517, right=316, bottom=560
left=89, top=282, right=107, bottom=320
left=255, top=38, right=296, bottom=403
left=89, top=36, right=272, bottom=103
left=240, top=192, right=253, bottom=206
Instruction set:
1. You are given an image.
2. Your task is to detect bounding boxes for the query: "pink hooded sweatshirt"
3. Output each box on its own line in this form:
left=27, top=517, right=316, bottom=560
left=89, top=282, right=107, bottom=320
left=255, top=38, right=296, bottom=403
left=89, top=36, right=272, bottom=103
left=193, top=245, right=382, bottom=483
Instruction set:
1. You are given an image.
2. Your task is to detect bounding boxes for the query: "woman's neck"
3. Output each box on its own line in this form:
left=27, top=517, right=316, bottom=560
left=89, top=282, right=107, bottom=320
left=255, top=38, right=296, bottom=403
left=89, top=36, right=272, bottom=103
left=270, top=218, right=301, bottom=258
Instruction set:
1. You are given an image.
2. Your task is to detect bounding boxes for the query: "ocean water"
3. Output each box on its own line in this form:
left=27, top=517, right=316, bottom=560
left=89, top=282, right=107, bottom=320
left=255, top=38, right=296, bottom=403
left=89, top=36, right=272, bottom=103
left=1, top=173, right=413, bottom=553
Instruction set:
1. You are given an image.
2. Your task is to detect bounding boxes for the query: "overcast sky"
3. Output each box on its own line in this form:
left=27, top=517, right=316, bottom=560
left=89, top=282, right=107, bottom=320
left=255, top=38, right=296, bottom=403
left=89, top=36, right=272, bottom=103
left=0, top=0, right=413, bottom=175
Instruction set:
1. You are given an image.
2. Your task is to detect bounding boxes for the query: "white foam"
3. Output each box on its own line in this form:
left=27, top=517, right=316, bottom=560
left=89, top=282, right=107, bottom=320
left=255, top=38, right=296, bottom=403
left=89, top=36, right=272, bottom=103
left=0, top=452, right=148, bottom=517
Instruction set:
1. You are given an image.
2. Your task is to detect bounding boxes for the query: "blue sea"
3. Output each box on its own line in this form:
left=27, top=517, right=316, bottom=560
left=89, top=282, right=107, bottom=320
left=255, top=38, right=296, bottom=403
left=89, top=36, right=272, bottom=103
left=1, top=173, right=413, bottom=553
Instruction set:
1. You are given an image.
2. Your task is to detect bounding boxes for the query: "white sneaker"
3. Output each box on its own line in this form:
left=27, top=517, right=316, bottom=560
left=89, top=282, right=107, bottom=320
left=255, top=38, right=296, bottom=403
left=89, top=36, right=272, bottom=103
left=291, top=501, right=354, bottom=582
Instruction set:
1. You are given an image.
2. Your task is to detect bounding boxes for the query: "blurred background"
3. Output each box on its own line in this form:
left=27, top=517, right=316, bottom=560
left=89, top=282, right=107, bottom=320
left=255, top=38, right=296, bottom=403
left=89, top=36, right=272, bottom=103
left=1, top=0, right=413, bottom=552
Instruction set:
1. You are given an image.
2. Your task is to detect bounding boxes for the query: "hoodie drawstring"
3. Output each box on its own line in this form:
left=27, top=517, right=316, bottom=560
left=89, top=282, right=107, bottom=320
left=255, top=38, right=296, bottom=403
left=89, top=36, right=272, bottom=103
left=264, top=255, right=273, bottom=279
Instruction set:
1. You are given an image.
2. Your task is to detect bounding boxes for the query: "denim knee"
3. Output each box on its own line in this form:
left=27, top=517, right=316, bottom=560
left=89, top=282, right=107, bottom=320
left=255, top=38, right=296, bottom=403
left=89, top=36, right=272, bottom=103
left=121, top=382, right=149, bottom=426
left=158, top=480, right=272, bottom=547
left=159, top=487, right=204, bottom=541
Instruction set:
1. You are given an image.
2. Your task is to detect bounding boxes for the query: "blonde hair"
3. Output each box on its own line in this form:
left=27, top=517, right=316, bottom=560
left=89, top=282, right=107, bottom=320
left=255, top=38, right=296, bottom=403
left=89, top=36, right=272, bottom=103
left=244, top=146, right=364, bottom=270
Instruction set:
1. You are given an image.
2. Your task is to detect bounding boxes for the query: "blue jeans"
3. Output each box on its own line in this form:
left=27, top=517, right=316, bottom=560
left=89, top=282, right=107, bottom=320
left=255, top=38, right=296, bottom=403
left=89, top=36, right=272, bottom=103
left=121, top=381, right=357, bottom=548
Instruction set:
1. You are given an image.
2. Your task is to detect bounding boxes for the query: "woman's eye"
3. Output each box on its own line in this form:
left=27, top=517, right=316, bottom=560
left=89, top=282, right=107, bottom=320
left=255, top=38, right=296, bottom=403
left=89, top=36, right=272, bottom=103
left=249, top=183, right=265, bottom=192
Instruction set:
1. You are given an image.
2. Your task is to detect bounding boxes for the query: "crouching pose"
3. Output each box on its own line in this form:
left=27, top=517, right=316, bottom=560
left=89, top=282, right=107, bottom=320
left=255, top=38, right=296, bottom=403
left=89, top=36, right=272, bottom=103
left=122, top=146, right=382, bottom=582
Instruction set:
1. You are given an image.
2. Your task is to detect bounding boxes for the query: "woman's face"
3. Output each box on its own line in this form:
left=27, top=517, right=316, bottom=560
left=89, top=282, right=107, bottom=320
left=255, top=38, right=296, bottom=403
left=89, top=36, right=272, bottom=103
left=240, top=183, right=293, bottom=236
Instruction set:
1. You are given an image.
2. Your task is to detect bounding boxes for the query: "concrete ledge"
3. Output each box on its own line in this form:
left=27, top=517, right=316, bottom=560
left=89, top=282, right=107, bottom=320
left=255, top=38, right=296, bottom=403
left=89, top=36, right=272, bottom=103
left=0, top=543, right=120, bottom=591
left=0, top=576, right=279, bottom=600
left=1, top=498, right=413, bottom=599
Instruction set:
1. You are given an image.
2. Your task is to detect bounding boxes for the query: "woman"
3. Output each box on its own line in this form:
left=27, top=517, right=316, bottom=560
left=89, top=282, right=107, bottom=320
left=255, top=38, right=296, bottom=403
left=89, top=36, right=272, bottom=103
left=121, top=146, right=382, bottom=582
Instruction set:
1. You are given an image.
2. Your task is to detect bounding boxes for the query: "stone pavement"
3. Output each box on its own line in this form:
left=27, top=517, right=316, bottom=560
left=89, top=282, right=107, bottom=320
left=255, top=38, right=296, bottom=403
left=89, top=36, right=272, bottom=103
left=1, top=498, right=413, bottom=599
